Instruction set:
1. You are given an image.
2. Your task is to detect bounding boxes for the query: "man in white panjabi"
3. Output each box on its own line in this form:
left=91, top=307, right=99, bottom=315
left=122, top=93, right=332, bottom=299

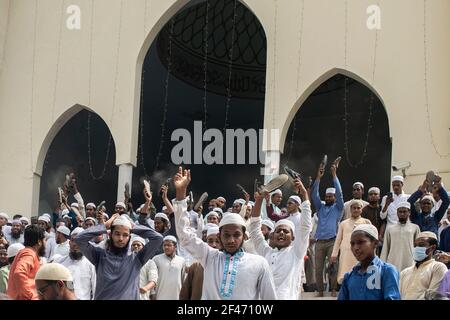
left=172, top=166, right=277, bottom=300
left=380, top=202, right=420, bottom=272
left=152, top=235, right=185, bottom=300
left=342, top=182, right=369, bottom=220
left=130, top=236, right=158, bottom=300
left=380, top=176, right=410, bottom=229
left=249, top=177, right=312, bottom=300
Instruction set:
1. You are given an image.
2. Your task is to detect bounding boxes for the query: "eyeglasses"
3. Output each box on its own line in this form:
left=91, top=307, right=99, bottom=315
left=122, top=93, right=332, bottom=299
left=36, top=283, right=53, bottom=296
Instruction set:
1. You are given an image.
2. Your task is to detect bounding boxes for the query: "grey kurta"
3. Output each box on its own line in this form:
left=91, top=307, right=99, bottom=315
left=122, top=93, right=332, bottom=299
left=74, top=224, right=163, bottom=300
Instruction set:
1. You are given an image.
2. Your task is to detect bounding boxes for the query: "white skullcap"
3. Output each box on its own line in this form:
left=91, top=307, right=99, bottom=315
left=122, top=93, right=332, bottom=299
left=203, top=223, right=218, bottom=232
left=219, top=213, right=246, bottom=228
left=35, top=263, right=73, bottom=282
left=11, top=219, right=22, bottom=225
left=205, top=211, right=220, bottom=219
left=19, top=217, right=30, bottom=224
left=417, top=231, right=437, bottom=240
left=86, top=203, right=96, bottom=209
left=349, top=199, right=364, bottom=208
left=396, top=202, right=411, bottom=210
left=271, top=189, right=282, bottom=196
left=70, top=227, right=84, bottom=237
left=163, top=235, right=177, bottom=244
left=85, top=217, right=97, bottom=225
left=42, top=213, right=52, bottom=219
left=38, top=216, right=51, bottom=223
left=248, top=201, right=255, bottom=207
left=102, top=212, right=109, bottom=219
left=7, top=243, right=25, bottom=258
left=131, top=236, right=146, bottom=246
left=162, top=206, right=167, bottom=211
left=213, top=208, right=223, bottom=214
left=368, top=187, right=380, bottom=194
left=420, top=195, right=435, bottom=204
left=261, top=219, right=274, bottom=230
left=155, top=212, right=170, bottom=223
left=326, top=188, right=336, bottom=194
left=61, top=209, right=70, bottom=216
left=274, top=219, right=295, bottom=233
left=111, top=216, right=132, bottom=229
left=217, top=197, right=226, bottom=202
left=206, top=226, right=220, bottom=237
left=353, top=182, right=364, bottom=189
left=233, top=199, right=246, bottom=206
left=392, top=175, right=404, bottom=183
left=56, top=226, right=71, bottom=237
left=288, top=195, right=301, bottom=205
left=352, top=224, right=378, bottom=240
left=0, top=212, right=9, bottom=219
left=70, top=203, right=79, bottom=208
left=115, top=202, right=126, bottom=209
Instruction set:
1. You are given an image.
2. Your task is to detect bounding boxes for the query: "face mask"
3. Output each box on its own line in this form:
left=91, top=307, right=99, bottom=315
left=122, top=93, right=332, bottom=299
left=413, top=246, right=428, bottom=262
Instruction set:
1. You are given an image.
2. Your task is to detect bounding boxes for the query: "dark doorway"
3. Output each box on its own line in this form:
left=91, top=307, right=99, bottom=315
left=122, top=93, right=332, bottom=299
left=281, top=74, right=391, bottom=202
left=39, top=110, right=118, bottom=214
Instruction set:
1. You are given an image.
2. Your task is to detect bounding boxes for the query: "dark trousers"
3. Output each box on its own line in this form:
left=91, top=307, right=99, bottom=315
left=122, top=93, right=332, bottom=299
left=314, top=238, right=338, bottom=292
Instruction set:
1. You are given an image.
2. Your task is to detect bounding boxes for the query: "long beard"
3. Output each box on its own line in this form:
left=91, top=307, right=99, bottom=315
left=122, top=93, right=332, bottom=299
left=11, top=231, right=21, bottom=239
left=0, top=261, right=7, bottom=268
left=38, top=245, right=46, bottom=257
left=108, top=239, right=129, bottom=256
left=69, top=251, right=83, bottom=260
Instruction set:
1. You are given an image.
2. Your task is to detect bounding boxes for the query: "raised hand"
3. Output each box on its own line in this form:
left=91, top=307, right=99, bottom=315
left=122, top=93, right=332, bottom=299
left=317, top=164, right=325, bottom=180
left=174, top=166, right=191, bottom=200
left=143, top=188, right=152, bottom=203
left=419, top=180, right=429, bottom=193
left=294, top=177, right=307, bottom=196
left=330, top=164, right=337, bottom=178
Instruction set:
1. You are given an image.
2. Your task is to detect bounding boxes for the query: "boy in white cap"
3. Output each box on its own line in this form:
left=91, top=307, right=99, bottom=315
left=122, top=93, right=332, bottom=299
left=73, top=212, right=163, bottom=300
left=130, top=236, right=158, bottom=301
left=35, top=263, right=76, bottom=300
left=380, top=175, right=410, bottom=229
left=249, top=177, right=312, bottom=300
left=172, top=166, right=277, bottom=300
left=53, top=228, right=96, bottom=300
left=261, top=220, right=274, bottom=241
left=400, top=231, right=448, bottom=299
left=0, top=243, right=25, bottom=293
left=342, top=182, right=369, bottom=220
left=380, top=202, right=420, bottom=272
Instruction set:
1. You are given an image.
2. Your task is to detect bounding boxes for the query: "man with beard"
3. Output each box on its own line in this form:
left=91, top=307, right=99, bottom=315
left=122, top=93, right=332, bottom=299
left=262, top=189, right=284, bottom=221
left=380, top=176, right=410, bottom=229
left=74, top=212, right=163, bottom=300
left=35, top=263, right=76, bottom=300
left=38, top=215, right=57, bottom=261
left=53, top=227, right=96, bottom=300
left=4, top=220, right=24, bottom=245
left=85, top=203, right=96, bottom=218
left=7, top=225, right=46, bottom=299
left=342, top=182, right=369, bottom=220
left=311, top=160, right=344, bottom=297
left=50, top=226, right=71, bottom=261
left=0, top=243, right=25, bottom=293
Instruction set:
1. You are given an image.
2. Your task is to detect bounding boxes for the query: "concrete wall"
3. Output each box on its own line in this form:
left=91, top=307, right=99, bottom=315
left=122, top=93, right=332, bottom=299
left=0, top=0, right=449, bottom=216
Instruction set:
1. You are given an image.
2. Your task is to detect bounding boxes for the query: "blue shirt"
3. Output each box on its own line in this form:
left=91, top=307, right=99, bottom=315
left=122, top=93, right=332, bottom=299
left=311, top=177, right=344, bottom=240
left=338, top=256, right=401, bottom=300
left=408, top=186, right=449, bottom=237
left=439, top=227, right=450, bottom=268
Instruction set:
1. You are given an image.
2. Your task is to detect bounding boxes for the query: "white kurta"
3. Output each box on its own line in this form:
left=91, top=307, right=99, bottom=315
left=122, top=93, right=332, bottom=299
left=249, top=200, right=312, bottom=300
left=173, top=199, right=277, bottom=300
left=153, top=253, right=185, bottom=300
left=53, top=240, right=70, bottom=259
left=4, top=232, right=24, bottom=245
left=139, top=259, right=158, bottom=300
left=45, top=232, right=57, bottom=260
left=54, top=254, right=96, bottom=300
left=380, top=222, right=420, bottom=272
left=380, top=192, right=410, bottom=227
left=342, top=199, right=369, bottom=220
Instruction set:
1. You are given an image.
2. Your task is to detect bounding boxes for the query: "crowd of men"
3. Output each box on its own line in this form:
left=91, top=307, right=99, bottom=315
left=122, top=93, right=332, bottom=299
left=0, top=160, right=449, bottom=300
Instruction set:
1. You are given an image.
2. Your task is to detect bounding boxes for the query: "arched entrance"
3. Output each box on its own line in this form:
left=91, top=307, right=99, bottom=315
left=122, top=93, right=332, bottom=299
left=38, top=108, right=117, bottom=214
left=281, top=73, right=391, bottom=201
left=134, top=0, right=267, bottom=208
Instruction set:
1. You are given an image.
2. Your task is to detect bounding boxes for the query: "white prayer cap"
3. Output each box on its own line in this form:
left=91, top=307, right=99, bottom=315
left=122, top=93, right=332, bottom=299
left=61, top=209, right=70, bottom=216
left=368, top=187, right=380, bottom=194
left=111, top=216, right=132, bottom=229
left=84, top=217, right=97, bottom=225
left=396, top=202, right=411, bottom=210
left=248, top=201, right=255, bottom=207
left=163, top=235, right=177, bottom=244
left=11, top=219, right=22, bottom=225
left=353, top=182, right=364, bottom=189
left=38, top=216, right=51, bottom=224
left=349, top=199, right=364, bottom=208
left=288, top=195, right=301, bottom=205
left=131, top=236, right=146, bottom=246
left=233, top=199, right=246, bottom=206
left=70, top=203, right=79, bottom=208
left=420, top=195, right=435, bottom=204
left=205, top=211, right=220, bottom=219
left=103, top=212, right=109, bottom=219
left=42, top=213, right=52, bottom=219
left=417, top=231, right=437, bottom=240
left=86, top=203, right=96, bottom=209
left=274, top=219, right=295, bottom=233
left=162, top=206, right=167, bottom=211
left=213, top=207, right=223, bottom=214
left=352, top=224, right=378, bottom=240
left=203, top=223, right=218, bottom=232
left=70, top=227, right=84, bottom=237
left=271, top=189, right=282, bottom=196
left=7, top=243, right=24, bottom=258
left=0, top=213, right=9, bottom=219
left=19, top=217, right=30, bottom=224
left=206, top=226, right=220, bottom=237
left=261, top=219, right=274, bottom=231
left=217, top=197, right=226, bottom=202
left=325, top=188, right=336, bottom=195
left=115, top=202, right=126, bottom=209
left=56, top=226, right=71, bottom=237
left=154, top=212, right=170, bottom=223
left=219, top=213, right=246, bottom=229
left=392, top=175, right=404, bottom=183
left=35, top=263, right=73, bottom=282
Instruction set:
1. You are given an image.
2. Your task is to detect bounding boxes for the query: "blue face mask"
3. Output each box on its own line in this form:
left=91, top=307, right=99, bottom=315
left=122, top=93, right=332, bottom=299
left=413, top=246, right=428, bottom=262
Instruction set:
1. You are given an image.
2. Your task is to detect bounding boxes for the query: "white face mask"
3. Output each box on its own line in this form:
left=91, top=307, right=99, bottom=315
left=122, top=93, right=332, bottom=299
left=413, top=246, right=428, bottom=262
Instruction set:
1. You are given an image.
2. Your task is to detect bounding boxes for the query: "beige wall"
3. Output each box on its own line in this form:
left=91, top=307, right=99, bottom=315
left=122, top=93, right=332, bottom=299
left=0, top=0, right=449, bottom=217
